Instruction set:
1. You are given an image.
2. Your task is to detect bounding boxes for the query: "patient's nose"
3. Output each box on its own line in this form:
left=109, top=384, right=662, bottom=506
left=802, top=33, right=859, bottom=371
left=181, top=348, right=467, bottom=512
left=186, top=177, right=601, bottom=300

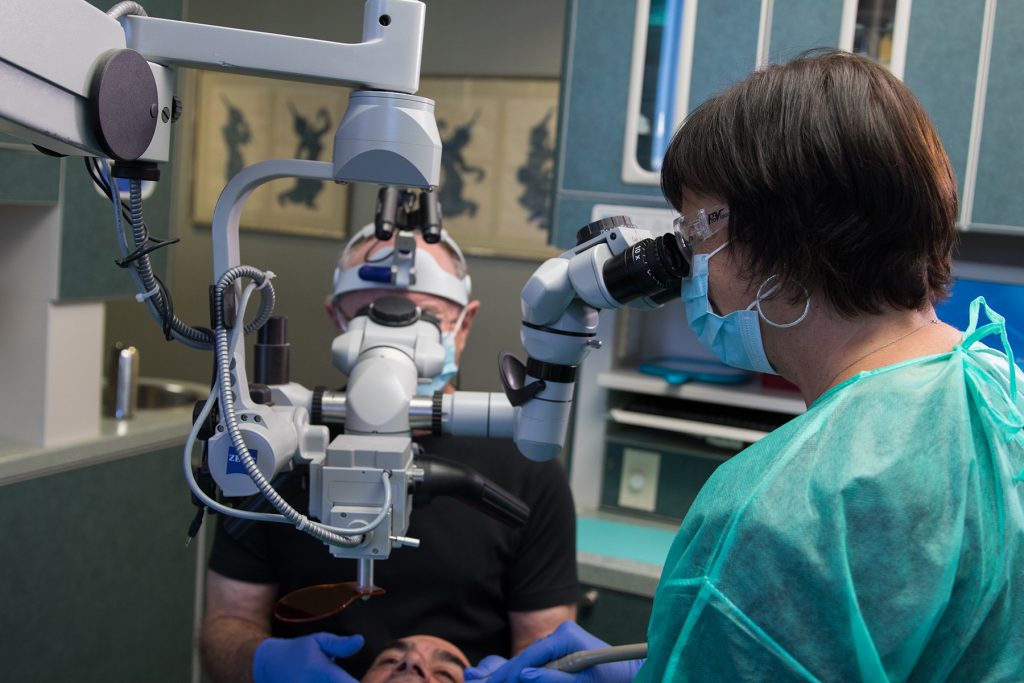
left=396, top=652, right=427, bottom=680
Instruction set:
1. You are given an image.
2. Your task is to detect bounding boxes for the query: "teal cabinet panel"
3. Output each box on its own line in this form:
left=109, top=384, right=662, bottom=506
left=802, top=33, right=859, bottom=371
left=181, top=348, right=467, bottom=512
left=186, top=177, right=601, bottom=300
left=971, top=0, right=1024, bottom=229
left=768, top=0, right=844, bottom=63
left=0, top=149, right=61, bottom=204
left=687, top=0, right=762, bottom=111
left=558, top=0, right=664, bottom=200
left=0, top=447, right=196, bottom=682
left=554, top=197, right=603, bottom=248
left=903, top=0, right=985, bottom=209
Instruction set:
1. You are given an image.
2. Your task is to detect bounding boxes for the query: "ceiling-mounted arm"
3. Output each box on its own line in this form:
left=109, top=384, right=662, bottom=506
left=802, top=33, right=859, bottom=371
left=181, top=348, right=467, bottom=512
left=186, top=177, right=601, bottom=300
left=121, top=0, right=425, bottom=93
left=0, top=0, right=427, bottom=163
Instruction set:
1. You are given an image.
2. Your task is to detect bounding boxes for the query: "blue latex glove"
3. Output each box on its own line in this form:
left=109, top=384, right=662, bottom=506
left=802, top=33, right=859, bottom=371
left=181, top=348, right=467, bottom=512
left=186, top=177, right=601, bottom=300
left=482, top=622, right=642, bottom=683
left=253, top=632, right=364, bottom=683
left=465, top=654, right=510, bottom=681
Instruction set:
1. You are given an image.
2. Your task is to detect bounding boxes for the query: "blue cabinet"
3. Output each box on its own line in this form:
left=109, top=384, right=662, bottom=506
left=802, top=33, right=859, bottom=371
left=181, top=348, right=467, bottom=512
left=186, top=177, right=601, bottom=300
left=903, top=1, right=986, bottom=221
left=554, top=0, right=1023, bottom=243
left=553, top=0, right=665, bottom=247
left=687, top=0, right=762, bottom=108
left=768, top=0, right=845, bottom=63
left=971, top=0, right=1024, bottom=232
left=554, top=0, right=766, bottom=247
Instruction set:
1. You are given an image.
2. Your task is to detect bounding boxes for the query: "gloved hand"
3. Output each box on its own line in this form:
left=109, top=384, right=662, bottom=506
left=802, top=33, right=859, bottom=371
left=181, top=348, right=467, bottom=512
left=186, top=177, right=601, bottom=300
left=479, top=622, right=642, bottom=683
left=465, top=654, right=510, bottom=681
left=253, top=632, right=364, bottom=683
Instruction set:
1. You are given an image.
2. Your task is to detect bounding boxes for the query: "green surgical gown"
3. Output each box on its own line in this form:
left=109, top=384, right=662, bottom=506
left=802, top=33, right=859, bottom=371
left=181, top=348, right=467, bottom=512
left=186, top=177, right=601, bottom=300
left=639, top=298, right=1024, bottom=682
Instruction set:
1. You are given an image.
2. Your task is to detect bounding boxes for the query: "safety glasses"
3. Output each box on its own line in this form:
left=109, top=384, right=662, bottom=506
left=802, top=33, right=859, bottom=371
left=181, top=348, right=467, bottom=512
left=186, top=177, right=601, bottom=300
left=672, top=205, right=730, bottom=264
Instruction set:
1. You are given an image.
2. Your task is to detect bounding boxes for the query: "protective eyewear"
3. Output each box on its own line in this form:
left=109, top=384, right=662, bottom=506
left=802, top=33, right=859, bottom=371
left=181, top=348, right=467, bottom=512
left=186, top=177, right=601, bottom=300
left=275, top=581, right=385, bottom=622
left=672, top=205, right=730, bottom=264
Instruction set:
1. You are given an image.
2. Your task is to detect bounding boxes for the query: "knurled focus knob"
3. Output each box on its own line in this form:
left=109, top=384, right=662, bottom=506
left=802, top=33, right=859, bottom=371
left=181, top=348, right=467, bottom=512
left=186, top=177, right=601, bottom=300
left=575, top=215, right=634, bottom=246
left=368, top=296, right=418, bottom=326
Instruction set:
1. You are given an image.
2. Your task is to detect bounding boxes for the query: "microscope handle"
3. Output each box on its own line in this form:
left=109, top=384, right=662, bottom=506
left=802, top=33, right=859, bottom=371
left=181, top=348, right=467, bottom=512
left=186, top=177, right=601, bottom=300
left=413, top=455, right=530, bottom=528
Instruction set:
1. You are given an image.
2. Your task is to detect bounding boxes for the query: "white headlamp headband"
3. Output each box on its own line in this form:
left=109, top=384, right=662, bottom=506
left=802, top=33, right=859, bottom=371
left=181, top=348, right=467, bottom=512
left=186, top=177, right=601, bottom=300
left=331, top=223, right=472, bottom=307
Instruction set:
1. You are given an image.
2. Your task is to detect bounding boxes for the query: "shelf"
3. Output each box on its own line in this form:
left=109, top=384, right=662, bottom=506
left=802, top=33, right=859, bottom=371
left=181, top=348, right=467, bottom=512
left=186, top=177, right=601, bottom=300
left=598, top=368, right=806, bottom=416
left=609, top=408, right=769, bottom=444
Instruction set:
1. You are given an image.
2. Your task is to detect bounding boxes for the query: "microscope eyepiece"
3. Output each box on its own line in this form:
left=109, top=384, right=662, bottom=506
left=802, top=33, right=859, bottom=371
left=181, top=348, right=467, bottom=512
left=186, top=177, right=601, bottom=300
left=418, top=191, right=442, bottom=244
left=601, top=232, right=688, bottom=305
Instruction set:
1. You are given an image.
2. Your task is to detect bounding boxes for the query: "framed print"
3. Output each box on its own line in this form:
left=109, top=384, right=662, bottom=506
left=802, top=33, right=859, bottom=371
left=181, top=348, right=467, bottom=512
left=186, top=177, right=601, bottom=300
left=192, top=71, right=351, bottom=238
left=419, top=77, right=561, bottom=259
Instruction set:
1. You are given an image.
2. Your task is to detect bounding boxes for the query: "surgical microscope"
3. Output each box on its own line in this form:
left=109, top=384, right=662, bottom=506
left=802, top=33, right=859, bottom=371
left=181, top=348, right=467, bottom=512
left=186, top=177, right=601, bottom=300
left=0, top=0, right=689, bottom=637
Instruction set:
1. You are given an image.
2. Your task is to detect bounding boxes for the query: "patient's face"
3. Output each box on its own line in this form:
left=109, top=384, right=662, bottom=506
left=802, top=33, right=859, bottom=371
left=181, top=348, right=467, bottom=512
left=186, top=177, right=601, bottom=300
left=362, top=635, right=469, bottom=683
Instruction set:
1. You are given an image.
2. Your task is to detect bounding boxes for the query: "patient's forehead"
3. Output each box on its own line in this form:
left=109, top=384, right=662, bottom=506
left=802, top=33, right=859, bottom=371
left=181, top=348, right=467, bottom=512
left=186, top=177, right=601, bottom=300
left=348, top=234, right=459, bottom=277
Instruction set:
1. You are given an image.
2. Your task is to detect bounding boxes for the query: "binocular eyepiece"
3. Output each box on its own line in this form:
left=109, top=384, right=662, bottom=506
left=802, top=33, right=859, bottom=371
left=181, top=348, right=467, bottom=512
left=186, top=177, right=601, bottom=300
left=577, top=216, right=689, bottom=306
left=375, top=186, right=442, bottom=244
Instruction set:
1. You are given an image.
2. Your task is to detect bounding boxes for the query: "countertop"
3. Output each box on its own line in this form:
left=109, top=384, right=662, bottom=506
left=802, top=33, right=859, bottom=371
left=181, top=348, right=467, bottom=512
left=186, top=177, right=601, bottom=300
left=0, top=406, right=195, bottom=487
left=576, top=512, right=678, bottom=598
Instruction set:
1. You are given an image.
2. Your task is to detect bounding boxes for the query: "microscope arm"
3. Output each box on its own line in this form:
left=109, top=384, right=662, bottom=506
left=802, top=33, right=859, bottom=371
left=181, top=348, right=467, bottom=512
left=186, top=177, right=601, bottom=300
left=0, top=0, right=429, bottom=164
left=505, top=218, right=689, bottom=461
left=122, top=0, right=424, bottom=93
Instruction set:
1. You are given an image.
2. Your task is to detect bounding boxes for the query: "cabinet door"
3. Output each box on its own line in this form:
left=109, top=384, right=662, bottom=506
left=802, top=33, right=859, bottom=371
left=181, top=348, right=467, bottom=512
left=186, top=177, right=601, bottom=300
left=577, top=584, right=654, bottom=646
left=554, top=0, right=766, bottom=248
left=687, top=0, right=764, bottom=108
left=554, top=0, right=666, bottom=247
left=903, top=0, right=986, bottom=218
left=970, top=0, right=1024, bottom=232
left=768, top=0, right=845, bottom=63
left=0, top=447, right=196, bottom=682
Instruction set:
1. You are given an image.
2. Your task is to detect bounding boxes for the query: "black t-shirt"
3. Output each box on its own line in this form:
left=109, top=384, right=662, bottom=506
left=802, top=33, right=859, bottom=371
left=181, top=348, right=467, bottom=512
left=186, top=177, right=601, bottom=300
left=207, top=435, right=578, bottom=678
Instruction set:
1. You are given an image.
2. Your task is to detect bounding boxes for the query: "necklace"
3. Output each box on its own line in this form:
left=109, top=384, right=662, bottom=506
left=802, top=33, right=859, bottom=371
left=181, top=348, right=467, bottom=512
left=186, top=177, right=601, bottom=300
left=827, top=318, right=939, bottom=387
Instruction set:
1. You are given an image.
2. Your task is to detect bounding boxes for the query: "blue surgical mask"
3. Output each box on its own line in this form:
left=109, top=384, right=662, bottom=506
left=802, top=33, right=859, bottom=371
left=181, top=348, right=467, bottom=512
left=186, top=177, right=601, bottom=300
left=681, top=242, right=777, bottom=374
left=416, top=307, right=467, bottom=396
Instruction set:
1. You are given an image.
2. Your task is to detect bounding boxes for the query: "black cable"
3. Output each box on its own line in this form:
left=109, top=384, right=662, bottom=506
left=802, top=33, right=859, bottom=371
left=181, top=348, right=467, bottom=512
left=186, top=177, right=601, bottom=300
left=363, top=238, right=390, bottom=263
left=113, top=234, right=181, bottom=268
left=84, top=156, right=181, bottom=340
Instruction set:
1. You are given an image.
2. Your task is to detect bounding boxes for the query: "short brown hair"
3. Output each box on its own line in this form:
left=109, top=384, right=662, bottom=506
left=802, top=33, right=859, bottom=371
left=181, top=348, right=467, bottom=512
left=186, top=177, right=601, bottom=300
left=661, top=49, right=958, bottom=317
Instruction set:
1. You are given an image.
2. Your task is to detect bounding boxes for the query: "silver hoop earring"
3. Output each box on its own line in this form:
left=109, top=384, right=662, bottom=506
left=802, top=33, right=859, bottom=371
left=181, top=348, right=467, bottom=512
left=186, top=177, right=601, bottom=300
left=755, top=274, right=810, bottom=329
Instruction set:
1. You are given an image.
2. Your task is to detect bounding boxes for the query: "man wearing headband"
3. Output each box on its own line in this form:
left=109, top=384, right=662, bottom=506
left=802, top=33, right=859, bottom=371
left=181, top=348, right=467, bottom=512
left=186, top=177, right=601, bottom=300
left=201, top=225, right=579, bottom=683
left=326, top=223, right=478, bottom=396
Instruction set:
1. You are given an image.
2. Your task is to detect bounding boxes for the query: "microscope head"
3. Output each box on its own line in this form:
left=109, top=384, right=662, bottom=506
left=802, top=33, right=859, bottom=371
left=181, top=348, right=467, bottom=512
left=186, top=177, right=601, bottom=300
left=333, top=91, right=442, bottom=189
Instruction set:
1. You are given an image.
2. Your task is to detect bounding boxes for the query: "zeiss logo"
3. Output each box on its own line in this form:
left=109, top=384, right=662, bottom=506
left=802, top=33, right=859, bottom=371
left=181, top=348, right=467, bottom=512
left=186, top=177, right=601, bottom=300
left=226, top=447, right=257, bottom=475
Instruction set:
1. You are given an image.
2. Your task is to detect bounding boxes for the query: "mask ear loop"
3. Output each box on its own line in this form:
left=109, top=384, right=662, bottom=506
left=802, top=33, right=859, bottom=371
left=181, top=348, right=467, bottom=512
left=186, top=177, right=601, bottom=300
left=750, top=274, right=811, bottom=329
left=446, top=305, right=469, bottom=340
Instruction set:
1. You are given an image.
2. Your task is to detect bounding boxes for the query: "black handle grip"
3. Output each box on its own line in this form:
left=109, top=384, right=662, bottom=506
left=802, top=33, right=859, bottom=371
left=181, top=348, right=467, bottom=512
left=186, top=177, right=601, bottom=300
left=413, top=455, right=530, bottom=528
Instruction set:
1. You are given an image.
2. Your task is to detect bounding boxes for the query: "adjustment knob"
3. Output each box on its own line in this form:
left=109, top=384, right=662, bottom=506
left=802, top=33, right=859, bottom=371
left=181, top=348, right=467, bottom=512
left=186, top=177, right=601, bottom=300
left=575, top=215, right=634, bottom=245
left=88, top=49, right=159, bottom=161
left=171, top=95, right=184, bottom=122
left=369, top=296, right=418, bottom=326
